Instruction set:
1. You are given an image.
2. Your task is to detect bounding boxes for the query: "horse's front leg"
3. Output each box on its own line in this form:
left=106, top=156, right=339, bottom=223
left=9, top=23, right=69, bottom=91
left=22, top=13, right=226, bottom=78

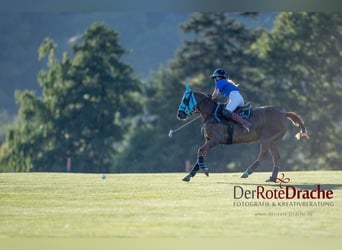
left=182, top=140, right=217, bottom=182
left=182, top=162, right=200, bottom=182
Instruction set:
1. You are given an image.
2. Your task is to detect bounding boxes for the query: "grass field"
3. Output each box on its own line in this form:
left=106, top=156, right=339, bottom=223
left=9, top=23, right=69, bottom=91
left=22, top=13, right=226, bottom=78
left=0, top=171, right=341, bottom=238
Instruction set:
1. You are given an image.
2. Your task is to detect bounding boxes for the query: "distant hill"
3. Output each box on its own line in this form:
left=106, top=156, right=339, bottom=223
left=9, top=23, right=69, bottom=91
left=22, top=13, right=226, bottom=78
left=0, top=12, right=275, bottom=114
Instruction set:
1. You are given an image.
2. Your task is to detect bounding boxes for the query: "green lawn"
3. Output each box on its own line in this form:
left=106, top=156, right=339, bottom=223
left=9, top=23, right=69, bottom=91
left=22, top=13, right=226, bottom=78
left=0, top=171, right=341, bottom=238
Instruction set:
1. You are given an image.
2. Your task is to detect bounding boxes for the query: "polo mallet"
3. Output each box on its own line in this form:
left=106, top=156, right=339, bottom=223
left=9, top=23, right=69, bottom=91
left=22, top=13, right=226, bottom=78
left=168, top=116, right=201, bottom=138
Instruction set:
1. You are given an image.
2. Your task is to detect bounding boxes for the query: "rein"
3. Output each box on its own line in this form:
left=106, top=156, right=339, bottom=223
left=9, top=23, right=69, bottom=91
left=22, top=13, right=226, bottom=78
left=195, top=95, right=211, bottom=109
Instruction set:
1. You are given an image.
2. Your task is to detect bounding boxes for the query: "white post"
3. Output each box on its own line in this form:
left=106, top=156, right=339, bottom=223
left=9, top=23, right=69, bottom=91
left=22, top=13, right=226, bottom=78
left=66, top=157, right=71, bottom=172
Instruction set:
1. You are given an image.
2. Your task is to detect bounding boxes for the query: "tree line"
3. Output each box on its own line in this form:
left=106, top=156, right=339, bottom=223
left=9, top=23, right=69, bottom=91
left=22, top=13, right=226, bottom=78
left=0, top=12, right=341, bottom=173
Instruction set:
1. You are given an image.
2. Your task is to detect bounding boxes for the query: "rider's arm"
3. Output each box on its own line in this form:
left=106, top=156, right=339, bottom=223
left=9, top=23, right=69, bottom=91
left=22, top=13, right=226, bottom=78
left=211, top=88, right=220, bottom=100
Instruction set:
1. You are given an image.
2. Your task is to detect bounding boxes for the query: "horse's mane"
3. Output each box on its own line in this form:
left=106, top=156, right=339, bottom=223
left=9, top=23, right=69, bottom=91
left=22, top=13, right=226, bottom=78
left=193, top=91, right=217, bottom=106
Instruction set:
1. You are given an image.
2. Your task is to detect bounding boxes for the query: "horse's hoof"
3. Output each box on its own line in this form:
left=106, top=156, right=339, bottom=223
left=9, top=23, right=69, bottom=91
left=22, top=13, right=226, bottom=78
left=202, top=167, right=209, bottom=177
left=240, top=172, right=249, bottom=178
left=182, top=175, right=191, bottom=182
left=265, top=177, right=276, bottom=183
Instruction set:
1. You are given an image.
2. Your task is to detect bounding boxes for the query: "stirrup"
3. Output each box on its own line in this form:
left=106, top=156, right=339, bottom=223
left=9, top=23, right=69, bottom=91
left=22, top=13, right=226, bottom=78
left=243, top=125, right=250, bottom=133
left=242, top=121, right=252, bottom=133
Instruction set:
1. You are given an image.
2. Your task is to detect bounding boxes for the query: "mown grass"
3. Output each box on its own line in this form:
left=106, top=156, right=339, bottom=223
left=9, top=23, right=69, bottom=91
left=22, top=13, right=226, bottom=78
left=0, top=171, right=341, bottom=238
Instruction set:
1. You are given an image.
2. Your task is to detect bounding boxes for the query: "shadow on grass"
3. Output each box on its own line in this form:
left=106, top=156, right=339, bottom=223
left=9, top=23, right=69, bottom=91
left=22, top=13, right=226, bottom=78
left=228, top=182, right=342, bottom=190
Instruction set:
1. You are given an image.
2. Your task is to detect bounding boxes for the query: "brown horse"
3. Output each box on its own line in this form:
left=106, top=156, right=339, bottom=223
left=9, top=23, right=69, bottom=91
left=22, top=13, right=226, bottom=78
left=177, top=85, right=309, bottom=182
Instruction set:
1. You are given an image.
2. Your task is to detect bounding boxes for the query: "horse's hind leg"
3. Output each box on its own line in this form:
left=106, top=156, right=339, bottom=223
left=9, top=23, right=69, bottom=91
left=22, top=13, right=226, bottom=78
left=241, top=143, right=269, bottom=178
left=266, top=138, right=283, bottom=182
left=240, top=160, right=260, bottom=178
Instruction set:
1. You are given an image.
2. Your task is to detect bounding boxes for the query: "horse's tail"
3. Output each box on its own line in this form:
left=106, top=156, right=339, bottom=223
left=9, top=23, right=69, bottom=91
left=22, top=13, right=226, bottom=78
left=285, top=112, right=310, bottom=140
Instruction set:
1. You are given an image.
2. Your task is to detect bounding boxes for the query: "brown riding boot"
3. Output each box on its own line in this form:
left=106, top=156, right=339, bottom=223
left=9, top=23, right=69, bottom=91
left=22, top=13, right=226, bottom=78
left=231, top=112, right=252, bottom=132
left=223, top=110, right=252, bottom=132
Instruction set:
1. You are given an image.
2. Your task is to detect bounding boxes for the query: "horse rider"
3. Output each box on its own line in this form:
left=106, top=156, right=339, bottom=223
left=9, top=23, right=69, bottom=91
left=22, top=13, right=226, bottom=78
left=210, top=68, right=252, bottom=132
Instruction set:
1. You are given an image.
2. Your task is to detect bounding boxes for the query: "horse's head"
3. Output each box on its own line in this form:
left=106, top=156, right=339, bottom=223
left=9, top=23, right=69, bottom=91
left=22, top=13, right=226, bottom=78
left=177, top=85, right=198, bottom=120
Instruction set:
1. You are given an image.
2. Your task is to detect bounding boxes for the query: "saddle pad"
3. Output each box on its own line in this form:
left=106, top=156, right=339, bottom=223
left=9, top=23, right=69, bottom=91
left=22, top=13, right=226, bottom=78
left=214, top=103, right=252, bottom=122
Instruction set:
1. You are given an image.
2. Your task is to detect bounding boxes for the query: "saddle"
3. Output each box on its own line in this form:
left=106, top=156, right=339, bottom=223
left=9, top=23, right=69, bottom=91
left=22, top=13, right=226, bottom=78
left=235, top=102, right=252, bottom=119
left=214, top=102, right=252, bottom=122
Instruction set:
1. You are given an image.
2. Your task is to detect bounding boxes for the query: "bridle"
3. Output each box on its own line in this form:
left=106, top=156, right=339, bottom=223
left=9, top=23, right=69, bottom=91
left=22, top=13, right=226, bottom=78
left=178, top=88, right=198, bottom=116
left=178, top=87, right=213, bottom=119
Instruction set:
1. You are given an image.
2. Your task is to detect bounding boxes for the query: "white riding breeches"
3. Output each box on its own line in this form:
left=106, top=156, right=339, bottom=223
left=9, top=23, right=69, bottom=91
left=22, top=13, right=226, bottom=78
left=225, top=91, right=244, bottom=112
